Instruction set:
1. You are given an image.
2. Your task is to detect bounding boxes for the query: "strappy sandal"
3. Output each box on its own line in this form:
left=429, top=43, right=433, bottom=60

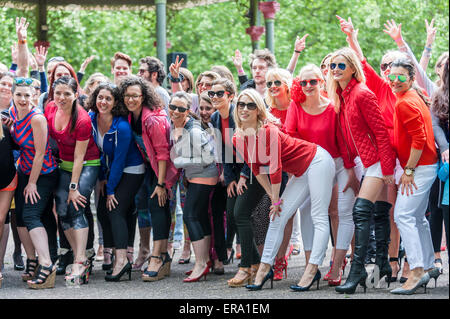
left=65, top=260, right=90, bottom=286
left=27, top=264, right=56, bottom=289
left=22, top=258, right=38, bottom=282
left=142, top=256, right=165, bottom=282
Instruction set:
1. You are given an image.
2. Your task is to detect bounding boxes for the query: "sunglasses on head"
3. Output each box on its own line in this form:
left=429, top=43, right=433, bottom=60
left=388, top=74, right=407, bottom=83
left=380, top=62, right=393, bottom=72
left=237, top=101, right=257, bottom=110
left=207, top=90, right=228, bottom=98
left=168, top=104, right=189, bottom=113
left=99, top=81, right=117, bottom=89
left=330, top=63, right=347, bottom=71
left=299, top=79, right=320, bottom=87
left=266, top=80, right=283, bottom=88
left=14, top=77, right=33, bottom=85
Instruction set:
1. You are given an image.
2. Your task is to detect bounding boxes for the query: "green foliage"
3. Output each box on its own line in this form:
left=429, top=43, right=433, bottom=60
left=1, top=0, right=448, bottom=87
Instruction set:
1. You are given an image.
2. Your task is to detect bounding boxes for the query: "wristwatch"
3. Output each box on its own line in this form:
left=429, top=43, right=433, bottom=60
left=404, top=167, right=415, bottom=176
left=69, top=182, right=78, bottom=191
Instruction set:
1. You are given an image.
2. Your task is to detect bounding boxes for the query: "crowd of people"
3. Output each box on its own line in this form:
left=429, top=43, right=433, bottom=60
left=0, top=15, right=448, bottom=296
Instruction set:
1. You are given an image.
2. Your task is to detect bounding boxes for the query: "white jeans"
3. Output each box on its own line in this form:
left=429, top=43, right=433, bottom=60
left=394, top=164, right=437, bottom=271
left=261, top=147, right=335, bottom=266
left=290, top=209, right=301, bottom=245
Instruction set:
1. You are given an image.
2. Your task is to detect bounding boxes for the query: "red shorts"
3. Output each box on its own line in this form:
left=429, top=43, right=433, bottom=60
left=0, top=173, right=18, bottom=192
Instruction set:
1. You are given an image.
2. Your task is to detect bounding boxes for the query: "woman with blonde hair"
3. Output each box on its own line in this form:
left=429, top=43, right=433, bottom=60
left=83, top=73, right=109, bottom=97
left=233, top=89, right=335, bottom=291
left=326, top=48, right=396, bottom=294
left=285, top=64, right=363, bottom=286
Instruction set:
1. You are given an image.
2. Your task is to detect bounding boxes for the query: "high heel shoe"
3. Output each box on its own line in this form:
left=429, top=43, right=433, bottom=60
left=285, top=244, right=294, bottom=260
left=390, top=273, right=430, bottom=295
left=290, top=269, right=321, bottom=291
left=105, top=262, right=132, bottom=282
left=102, top=250, right=114, bottom=271
left=22, top=258, right=39, bottom=282
left=386, top=257, right=400, bottom=283
left=399, top=258, right=409, bottom=283
left=273, top=256, right=287, bottom=281
left=427, top=267, right=441, bottom=288
left=178, top=251, right=191, bottom=264
left=56, top=249, right=73, bottom=275
left=132, top=254, right=150, bottom=271
left=327, top=270, right=342, bottom=287
left=183, top=264, right=209, bottom=282
left=186, top=260, right=212, bottom=276
left=161, top=252, right=172, bottom=277
left=246, top=268, right=274, bottom=291
left=434, top=258, right=443, bottom=274
left=65, top=260, right=90, bottom=286
left=223, top=248, right=234, bottom=265
left=27, top=264, right=56, bottom=289
left=142, top=256, right=165, bottom=282
left=228, top=267, right=253, bottom=288
left=13, top=251, right=25, bottom=271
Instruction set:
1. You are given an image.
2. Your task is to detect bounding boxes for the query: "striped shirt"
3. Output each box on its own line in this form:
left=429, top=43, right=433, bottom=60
left=10, top=106, right=57, bottom=175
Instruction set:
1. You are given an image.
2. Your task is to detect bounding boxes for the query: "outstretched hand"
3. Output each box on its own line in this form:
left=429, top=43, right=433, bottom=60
left=232, top=49, right=243, bottom=71
left=383, top=19, right=403, bottom=42
left=425, top=18, right=437, bottom=47
left=336, top=15, right=355, bottom=36
left=294, top=34, right=309, bottom=53
left=34, top=45, right=48, bottom=68
left=80, top=55, right=96, bottom=72
left=16, top=17, right=29, bottom=41
left=169, top=55, right=184, bottom=78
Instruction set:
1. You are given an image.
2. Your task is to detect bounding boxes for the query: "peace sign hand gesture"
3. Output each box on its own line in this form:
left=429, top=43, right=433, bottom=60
left=169, top=55, right=184, bottom=79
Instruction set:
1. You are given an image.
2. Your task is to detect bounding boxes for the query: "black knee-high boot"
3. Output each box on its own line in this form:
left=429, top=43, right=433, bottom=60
left=373, top=201, right=393, bottom=285
left=336, top=198, right=374, bottom=294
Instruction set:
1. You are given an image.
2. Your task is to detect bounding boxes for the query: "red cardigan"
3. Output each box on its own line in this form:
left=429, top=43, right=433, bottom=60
left=336, top=78, right=396, bottom=175
left=232, top=123, right=317, bottom=184
left=393, top=89, right=437, bottom=168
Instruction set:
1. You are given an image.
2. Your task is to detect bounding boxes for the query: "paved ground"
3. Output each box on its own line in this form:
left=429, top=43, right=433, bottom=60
left=1, top=225, right=448, bottom=301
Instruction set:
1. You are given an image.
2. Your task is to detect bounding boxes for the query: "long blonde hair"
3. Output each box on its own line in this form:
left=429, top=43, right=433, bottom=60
left=326, top=48, right=366, bottom=112
left=233, top=89, right=279, bottom=134
left=265, top=68, right=293, bottom=109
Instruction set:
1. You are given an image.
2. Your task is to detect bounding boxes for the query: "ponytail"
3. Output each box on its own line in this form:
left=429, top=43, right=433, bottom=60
left=69, top=99, right=78, bottom=133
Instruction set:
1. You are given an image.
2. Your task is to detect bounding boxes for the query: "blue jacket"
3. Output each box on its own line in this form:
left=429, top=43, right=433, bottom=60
left=438, top=161, right=449, bottom=206
left=210, top=104, right=250, bottom=185
left=90, top=112, right=144, bottom=195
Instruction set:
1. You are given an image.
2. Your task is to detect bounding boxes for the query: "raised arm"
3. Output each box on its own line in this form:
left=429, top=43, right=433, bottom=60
left=286, top=34, right=308, bottom=74
left=336, top=15, right=364, bottom=61
left=34, top=46, right=49, bottom=93
left=15, top=17, right=30, bottom=77
left=419, top=19, right=437, bottom=71
left=168, top=55, right=184, bottom=94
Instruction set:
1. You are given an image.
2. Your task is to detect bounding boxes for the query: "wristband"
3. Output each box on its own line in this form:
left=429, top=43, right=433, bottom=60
left=273, top=199, right=282, bottom=206
left=238, top=68, right=244, bottom=73
left=18, top=39, right=27, bottom=45
left=167, top=72, right=184, bottom=83
left=424, top=46, right=432, bottom=52
left=294, top=50, right=302, bottom=54
left=156, top=183, right=166, bottom=189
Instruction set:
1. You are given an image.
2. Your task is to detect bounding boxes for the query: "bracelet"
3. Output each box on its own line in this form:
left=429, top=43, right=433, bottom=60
left=167, top=72, right=184, bottom=83
left=238, top=68, right=244, bottom=73
left=18, top=39, right=27, bottom=45
left=294, top=50, right=302, bottom=54
left=273, top=199, right=282, bottom=206
left=156, top=183, right=166, bottom=189
left=424, top=46, right=432, bottom=52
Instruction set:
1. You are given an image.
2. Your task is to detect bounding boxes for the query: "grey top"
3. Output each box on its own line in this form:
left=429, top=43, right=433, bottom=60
left=400, top=42, right=449, bottom=152
left=170, top=118, right=218, bottom=180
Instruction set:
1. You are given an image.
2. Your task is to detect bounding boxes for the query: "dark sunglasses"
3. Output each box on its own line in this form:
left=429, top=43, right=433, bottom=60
left=237, top=102, right=257, bottom=110
left=14, top=77, right=33, bottom=85
left=387, top=74, right=407, bottom=83
left=207, top=90, right=228, bottom=98
left=99, top=81, right=117, bottom=89
left=299, top=79, right=320, bottom=87
left=380, top=62, right=393, bottom=72
left=168, top=104, right=189, bottom=113
left=266, top=80, right=283, bottom=88
left=330, top=63, right=347, bottom=71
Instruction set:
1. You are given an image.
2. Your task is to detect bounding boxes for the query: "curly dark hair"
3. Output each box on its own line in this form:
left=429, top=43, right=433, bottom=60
left=139, top=56, right=166, bottom=85
left=118, top=75, right=163, bottom=111
left=87, top=82, right=128, bottom=117
left=431, top=56, right=449, bottom=126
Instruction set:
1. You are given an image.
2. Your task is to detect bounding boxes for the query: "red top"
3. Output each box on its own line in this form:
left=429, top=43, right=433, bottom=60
left=361, top=59, right=396, bottom=145
left=232, top=123, right=317, bottom=184
left=45, top=101, right=99, bottom=162
left=393, top=89, right=437, bottom=168
left=270, top=107, right=288, bottom=125
left=221, top=116, right=230, bottom=145
left=283, top=101, right=355, bottom=169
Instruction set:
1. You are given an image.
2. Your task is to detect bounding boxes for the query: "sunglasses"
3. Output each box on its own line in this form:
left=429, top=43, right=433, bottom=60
left=299, top=79, right=320, bottom=87
left=168, top=104, right=189, bottom=113
left=380, top=62, right=393, bottom=72
left=388, top=74, right=408, bottom=83
left=14, top=77, right=33, bottom=85
left=330, top=63, right=347, bottom=70
left=99, top=81, right=117, bottom=89
left=237, top=102, right=257, bottom=110
left=207, top=90, right=228, bottom=98
left=266, top=80, right=283, bottom=88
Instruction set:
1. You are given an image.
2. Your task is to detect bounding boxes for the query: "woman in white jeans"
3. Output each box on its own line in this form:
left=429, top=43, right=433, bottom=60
left=388, top=59, right=438, bottom=295
left=231, top=89, right=335, bottom=291
left=284, top=64, right=363, bottom=286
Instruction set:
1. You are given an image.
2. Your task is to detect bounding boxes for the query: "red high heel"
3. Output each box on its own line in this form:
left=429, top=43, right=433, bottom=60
left=342, top=256, right=348, bottom=276
left=285, top=244, right=294, bottom=260
left=183, top=264, right=210, bottom=282
left=273, top=256, right=287, bottom=281
left=185, top=260, right=212, bottom=276
left=327, top=270, right=342, bottom=286
left=323, top=262, right=333, bottom=281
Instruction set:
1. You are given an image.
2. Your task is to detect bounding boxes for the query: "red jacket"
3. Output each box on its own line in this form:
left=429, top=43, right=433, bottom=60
left=337, top=78, right=396, bottom=175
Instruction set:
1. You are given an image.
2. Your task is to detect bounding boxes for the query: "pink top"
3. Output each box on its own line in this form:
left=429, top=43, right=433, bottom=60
left=283, top=101, right=355, bottom=169
left=45, top=101, right=99, bottom=162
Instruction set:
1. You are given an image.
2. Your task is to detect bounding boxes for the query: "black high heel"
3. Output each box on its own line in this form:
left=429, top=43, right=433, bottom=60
left=56, top=250, right=73, bottom=275
left=223, top=248, right=234, bottom=265
left=386, top=257, right=400, bottom=283
left=246, top=268, right=274, bottom=291
left=290, top=269, right=321, bottom=292
left=399, top=258, right=409, bottom=283
left=427, top=267, right=441, bottom=288
left=105, top=262, right=132, bottom=282
left=102, top=250, right=114, bottom=271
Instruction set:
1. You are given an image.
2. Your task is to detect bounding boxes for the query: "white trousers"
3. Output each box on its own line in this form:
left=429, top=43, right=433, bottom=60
left=290, top=209, right=301, bottom=245
left=261, top=147, right=335, bottom=266
left=394, top=164, right=437, bottom=270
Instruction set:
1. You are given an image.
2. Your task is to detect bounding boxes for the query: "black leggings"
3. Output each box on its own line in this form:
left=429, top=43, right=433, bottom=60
left=428, top=178, right=446, bottom=253
left=97, top=173, right=144, bottom=249
left=211, top=183, right=227, bottom=262
left=183, top=182, right=215, bottom=242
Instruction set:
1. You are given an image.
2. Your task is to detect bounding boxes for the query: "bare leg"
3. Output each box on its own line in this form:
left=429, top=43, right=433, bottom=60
left=112, top=249, right=128, bottom=276
left=187, top=236, right=210, bottom=279
left=17, top=227, right=36, bottom=260
left=147, top=239, right=167, bottom=272
left=28, top=227, right=52, bottom=267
